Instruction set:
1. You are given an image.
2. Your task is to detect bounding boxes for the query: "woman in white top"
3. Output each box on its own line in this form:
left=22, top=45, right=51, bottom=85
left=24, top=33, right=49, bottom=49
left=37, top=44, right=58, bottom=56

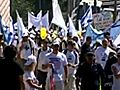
left=111, top=52, right=120, bottom=90
left=24, top=54, right=42, bottom=90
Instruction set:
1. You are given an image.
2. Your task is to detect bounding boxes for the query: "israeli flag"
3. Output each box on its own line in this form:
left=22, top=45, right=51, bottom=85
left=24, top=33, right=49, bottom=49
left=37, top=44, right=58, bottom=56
left=60, top=29, right=67, bottom=37
left=81, top=6, right=93, bottom=28
left=0, top=15, right=9, bottom=43
left=8, top=16, right=15, bottom=45
left=16, top=10, right=26, bottom=40
left=113, top=33, right=120, bottom=46
left=110, top=19, right=120, bottom=41
left=84, top=25, right=104, bottom=46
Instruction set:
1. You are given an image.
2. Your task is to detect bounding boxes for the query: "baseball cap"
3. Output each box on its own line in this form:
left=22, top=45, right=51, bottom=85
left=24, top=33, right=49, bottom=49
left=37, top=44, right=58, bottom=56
left=86, top=51, right=95, bottom=56
left=52, top=40, right=60, bottom=46
left=24, top=54, right=36, bottom=66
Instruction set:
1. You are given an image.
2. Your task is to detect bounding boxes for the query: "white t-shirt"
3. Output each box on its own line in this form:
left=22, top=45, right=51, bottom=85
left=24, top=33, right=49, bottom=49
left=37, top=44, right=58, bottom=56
left=112, top=63, right=120, bottom=90
left=95, top=46, right=116, bottom=69
left=24, top=71, right=38, bottom=90
left=42, top=52, right=68, bottom=81
left=37, top=47, right=52, bottom=72
left=66, top=50, right=79, bottom=75
left=18, top=38, right=36, bottom=60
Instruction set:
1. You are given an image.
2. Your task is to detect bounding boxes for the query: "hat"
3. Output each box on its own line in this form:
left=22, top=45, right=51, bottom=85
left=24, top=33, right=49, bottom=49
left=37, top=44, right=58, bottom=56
left=52, top=40, right=60, bottom=46
left=24, top=54, right=36, bottom=66
left=86, top=51, right=95, bottom=56
left=22, top=32, right=29, bottom=37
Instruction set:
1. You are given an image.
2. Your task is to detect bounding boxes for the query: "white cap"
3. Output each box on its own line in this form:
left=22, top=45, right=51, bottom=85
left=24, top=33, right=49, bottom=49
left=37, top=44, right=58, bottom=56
left=24, top=54, right=36, bottom=66
left=52, top=40, right=60, bottom=46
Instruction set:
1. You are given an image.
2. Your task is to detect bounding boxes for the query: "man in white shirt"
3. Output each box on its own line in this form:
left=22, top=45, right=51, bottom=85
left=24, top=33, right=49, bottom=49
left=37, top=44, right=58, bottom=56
left=36, top=38, right=52, bottom=90
left=42, top=40, right=68, bottom=90
left=95, top=39, right=116, bottom=69
left=64, top=40, right=79, bottom=90
left=17, top=32, right=36, bottom=68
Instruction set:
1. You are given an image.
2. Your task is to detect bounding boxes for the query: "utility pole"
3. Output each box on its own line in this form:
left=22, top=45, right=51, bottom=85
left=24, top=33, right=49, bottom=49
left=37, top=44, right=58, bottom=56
left=114, top=0, right=117, bottom=22
left=94, top=0, right=97, bottom=13
left=67, top=0, right=76, bottom=16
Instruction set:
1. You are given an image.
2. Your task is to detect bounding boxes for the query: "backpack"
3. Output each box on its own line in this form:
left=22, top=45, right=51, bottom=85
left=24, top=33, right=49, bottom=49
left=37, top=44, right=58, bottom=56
left=37, top=48, right=52, bottom=62
left=63, top=49, right=78, bottom=64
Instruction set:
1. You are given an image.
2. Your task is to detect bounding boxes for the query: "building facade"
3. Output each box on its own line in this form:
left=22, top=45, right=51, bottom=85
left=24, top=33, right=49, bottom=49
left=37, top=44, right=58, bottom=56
left=0, top=0, right=10, bottom=26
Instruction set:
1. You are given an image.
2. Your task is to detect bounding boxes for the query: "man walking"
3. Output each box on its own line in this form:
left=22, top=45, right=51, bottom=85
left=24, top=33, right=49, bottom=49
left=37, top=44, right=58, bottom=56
left=42, top=40, right=68, bottom=90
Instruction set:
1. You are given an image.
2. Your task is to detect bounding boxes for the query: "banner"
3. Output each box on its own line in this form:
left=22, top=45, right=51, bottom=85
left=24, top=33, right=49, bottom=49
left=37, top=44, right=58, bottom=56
left=93, top=11, right=113, bottom=30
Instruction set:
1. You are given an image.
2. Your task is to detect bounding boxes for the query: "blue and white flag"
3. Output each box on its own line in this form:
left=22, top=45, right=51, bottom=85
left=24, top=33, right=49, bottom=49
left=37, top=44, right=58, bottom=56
left=42, top=11, right=49, bottom=31
left=81, top=6, right=93, bottom=28
left=8, top=16, right=15, bottom=45
left=113, top=33, right=120, bottom=46
left=60, top=29, right=67, bottom=37
left=16, top=10, right=26, bottom=40
left=28, top=11, right=42, bottom=30
left=110, top=19, right=120, bottom=41
left=84, top=25, right=104, bottom=46
left=68, top=16, right=77, bottom=36
left=0, top=15, right=9, bottom=43
left=51, top=0, right=67, bottom=31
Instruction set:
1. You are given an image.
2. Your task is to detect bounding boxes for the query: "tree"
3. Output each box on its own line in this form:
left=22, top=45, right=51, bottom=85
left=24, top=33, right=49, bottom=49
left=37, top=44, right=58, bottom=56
left=11, top=0, right=35, bottom=26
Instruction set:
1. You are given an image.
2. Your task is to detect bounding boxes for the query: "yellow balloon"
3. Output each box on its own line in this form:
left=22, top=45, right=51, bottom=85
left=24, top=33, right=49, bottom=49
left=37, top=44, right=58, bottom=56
left=40, top=27, right=47, bottom=39
left=78, top=31, right=82, bottom=36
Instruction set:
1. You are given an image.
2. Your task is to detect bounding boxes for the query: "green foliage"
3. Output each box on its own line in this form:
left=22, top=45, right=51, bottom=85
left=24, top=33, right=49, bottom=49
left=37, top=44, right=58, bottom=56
left=12, top=0, right=35, bottom=26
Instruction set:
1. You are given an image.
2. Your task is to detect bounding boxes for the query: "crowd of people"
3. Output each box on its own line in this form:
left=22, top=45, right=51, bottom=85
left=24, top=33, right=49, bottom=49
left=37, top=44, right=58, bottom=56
left=0, top=25, right=120, bottom=90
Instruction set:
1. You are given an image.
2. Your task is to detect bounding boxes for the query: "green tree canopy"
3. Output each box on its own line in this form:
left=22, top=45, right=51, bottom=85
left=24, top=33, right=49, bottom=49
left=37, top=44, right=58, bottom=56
left=12, top=0, right=35, bottom=26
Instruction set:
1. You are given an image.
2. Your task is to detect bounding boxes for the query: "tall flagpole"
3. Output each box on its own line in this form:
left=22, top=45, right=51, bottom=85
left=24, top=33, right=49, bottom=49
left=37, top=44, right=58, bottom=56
left=114, top=0, right=117, bottom=22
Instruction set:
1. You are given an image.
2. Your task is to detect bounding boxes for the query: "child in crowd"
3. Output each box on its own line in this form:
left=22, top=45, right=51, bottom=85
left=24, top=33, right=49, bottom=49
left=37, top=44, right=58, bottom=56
left=24, top=54, right=42, bottom=90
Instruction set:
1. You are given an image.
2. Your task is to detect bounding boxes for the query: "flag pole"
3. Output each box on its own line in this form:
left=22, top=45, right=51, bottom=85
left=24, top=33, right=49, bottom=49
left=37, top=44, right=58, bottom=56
left=48, top=23, right=52, bottom=30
